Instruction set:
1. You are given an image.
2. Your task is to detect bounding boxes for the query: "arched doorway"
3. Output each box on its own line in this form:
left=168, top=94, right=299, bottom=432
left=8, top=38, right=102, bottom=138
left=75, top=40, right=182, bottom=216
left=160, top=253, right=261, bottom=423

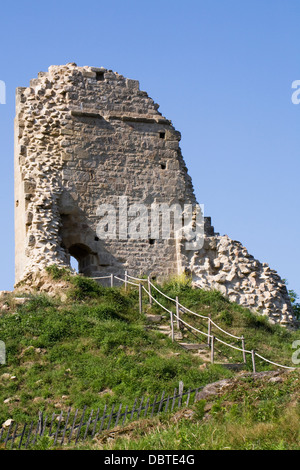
left=68, top=243, right=99, bottom=276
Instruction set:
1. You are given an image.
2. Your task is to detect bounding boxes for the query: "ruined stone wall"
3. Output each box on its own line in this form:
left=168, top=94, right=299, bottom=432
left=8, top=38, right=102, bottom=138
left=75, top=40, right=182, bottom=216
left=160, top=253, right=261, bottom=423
left=14, top=63, right=296, bottom=326
left=14, top=63, right=197, bottom=283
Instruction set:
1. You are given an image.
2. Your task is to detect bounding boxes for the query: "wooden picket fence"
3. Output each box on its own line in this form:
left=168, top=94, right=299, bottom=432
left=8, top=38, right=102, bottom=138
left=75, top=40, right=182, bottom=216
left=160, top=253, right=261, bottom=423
left=0, top=384, right=202, bottom=449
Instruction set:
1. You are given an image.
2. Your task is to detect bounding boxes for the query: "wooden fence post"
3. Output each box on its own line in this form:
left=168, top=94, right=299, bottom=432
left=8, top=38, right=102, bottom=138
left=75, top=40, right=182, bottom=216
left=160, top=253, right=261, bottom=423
left=148, top=276, right=152, bottom=305
left=207, top=314, right=211, bottom=347
left=107, top=404, right=115, bottom=430
left=61, top=407, right=71, bottom=445
left=241, top=335, right=246, bottom=363
left=54, top=411, right=63, bottom=446
left=111, top=273, right=114, bottom=288
left=91, top=408, right=100, bottom=438
left=122, top=405, right=129, bottom=425
left=139, top=283, right=143, bottom=314
left=157, top=391, right=165, bottom=414
left=251, top=350, right=256, bottom=373
left=10, top=423, right=18, bottom=449
left=171, top=388, right=177, bottom=412
left=211, top=336, right=215, bottom=364
left=176, top=297, right=180, bottom=330
left=4, top=420, right=13, bottom=448
left=115, top=404, right=122, bottom=427
left=124, top=271, right=128, bottom=291
left=68, top=408, right=79, bottom=444
left=18, top=423, right=27, bottom=449
left=170, top=311, right=174, bottom=342
left=178, top=381, right=184, bottom=408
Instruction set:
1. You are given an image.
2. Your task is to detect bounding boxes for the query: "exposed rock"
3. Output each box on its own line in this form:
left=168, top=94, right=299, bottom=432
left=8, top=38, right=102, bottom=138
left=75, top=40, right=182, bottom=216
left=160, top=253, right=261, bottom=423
left=195, top=379, right=233, bottom=401
left=190, top=235, right=295, bottom=326
left=2, top=419, right=13, bottom=428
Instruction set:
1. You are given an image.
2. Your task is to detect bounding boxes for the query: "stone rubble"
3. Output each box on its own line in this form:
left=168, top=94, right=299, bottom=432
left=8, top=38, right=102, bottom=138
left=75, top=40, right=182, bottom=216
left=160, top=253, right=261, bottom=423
left=189, top=235, right=295, bottom=325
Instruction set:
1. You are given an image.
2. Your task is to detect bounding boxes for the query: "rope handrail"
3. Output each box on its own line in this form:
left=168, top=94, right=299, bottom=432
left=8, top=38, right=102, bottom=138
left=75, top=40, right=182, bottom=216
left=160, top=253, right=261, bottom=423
left=178, top=303, right=208, bottom=320
left=126, top=274, right=148, bottom=282
left=114, top=275, right=140, bottom=287
left=143, top=282, right=297, bottom=370
left=90, top=275, right=111, bottom=280
left=214, top=335, right=251, bottom=354
left=209, top=319, right=242, bottom=340
left=254, top=352, right=296, bottom=370
left=141, top=285, right=173, bottom=315
left=128, top=275, right=244, bottom=341
left=148, top=279, right=242, bottom=340
left=172, top=311, right=211, bottom=338
left=148, top=280, right=177, bottom=303
left=89, top=271, right=298, bottom=371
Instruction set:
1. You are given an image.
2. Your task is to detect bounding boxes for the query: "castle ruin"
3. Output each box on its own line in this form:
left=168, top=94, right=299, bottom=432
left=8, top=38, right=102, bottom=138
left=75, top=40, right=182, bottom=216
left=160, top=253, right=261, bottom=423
left=14, top=63, right=296, bottom=326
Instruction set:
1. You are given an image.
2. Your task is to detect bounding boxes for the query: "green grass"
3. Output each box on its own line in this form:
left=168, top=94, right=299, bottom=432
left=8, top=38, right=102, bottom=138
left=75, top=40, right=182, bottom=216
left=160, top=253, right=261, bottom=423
left=0, top=272, right=299, bottom=449
left=86, top=370, right=299, bottom=450
left=148, top=275, right=297, bottom=368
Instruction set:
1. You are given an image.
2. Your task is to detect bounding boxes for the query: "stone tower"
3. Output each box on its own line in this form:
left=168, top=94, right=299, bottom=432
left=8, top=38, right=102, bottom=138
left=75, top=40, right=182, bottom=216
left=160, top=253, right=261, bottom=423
left=14, top=63, right=296, bottom=326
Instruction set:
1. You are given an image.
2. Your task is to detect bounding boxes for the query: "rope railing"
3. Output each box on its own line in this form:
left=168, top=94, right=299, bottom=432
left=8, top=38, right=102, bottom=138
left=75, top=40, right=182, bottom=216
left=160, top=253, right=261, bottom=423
left=124, top=275, right=148, bottom=282
left=146, top=279, right=177, bottom=303
left=172, top=310, right=211, bottom=339
left=90, top=275, right=111, bottom=280
left=177, top=303, right=208, bottom=320
left=254, top=352, right=296, bottom=370
left=127, top=274, right=242, bottom=340
left=209, top=319, right=242, bottom=340
left=141, top=285, right=173, bottom=316
left=113, top=275, right=140, bottom=287
left=214, top=335, right=252, bottom=354
left=90, top=271, right=297, bottom=372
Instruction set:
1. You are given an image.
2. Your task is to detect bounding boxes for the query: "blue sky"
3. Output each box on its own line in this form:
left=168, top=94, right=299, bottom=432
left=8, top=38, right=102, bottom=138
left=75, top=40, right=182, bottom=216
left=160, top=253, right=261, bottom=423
left=0, top=0, right=299, bottom=294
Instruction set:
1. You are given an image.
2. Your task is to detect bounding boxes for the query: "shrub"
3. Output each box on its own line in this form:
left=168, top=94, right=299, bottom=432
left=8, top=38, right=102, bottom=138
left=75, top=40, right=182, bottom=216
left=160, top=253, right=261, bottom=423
left=219, top=310, right=233, bottom=326
left=68, top=276, right=104, bottom=300
left=243, top=310, right=274, bottom=333
left=163, top=273, right=192, bottom=293
left=45, top=265, right=72, bottom=280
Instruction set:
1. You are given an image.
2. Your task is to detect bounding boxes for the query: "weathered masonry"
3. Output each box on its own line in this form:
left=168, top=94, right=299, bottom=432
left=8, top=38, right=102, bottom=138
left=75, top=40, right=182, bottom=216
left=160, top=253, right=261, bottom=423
left=14, top=63, right=296, bottom=325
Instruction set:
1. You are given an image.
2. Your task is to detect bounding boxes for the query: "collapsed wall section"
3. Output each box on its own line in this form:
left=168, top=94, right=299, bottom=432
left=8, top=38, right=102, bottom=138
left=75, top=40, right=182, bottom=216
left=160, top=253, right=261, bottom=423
left=188, top=236, right=295, bottom=325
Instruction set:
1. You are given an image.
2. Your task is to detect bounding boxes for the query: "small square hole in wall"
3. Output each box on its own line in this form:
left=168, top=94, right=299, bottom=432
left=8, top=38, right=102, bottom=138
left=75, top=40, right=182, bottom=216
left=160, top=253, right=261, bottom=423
left=161, top=163, right=166, bottom=170
left=159, top=132, right=165, bottom=139
left=94, top=236, right=99, bottom=241
left=149, top=239, right=155, bottom=245
left=96, top=72, right=105, bottom=81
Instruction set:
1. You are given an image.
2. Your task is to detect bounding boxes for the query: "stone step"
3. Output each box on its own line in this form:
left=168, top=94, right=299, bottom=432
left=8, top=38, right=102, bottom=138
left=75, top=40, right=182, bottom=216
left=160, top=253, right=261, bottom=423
left=156, top=325, right=171, bottom=334
left=156, top=327, right=184, bottom=340
left=215, top=363, right=247, bottom=371
left=179, top=343, right=208, bottom=351
left=145, top=314, right=163, bottom=323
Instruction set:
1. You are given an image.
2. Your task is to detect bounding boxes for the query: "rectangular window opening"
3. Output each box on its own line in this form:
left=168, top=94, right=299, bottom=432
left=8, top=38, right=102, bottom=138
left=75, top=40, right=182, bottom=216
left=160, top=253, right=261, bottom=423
left=96, top=72, right=105, bottom=81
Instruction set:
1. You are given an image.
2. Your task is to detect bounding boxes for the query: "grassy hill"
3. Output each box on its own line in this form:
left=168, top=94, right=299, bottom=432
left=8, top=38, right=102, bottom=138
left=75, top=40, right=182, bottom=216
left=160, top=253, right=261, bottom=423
left=0, top=270, right=299, bottom=449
